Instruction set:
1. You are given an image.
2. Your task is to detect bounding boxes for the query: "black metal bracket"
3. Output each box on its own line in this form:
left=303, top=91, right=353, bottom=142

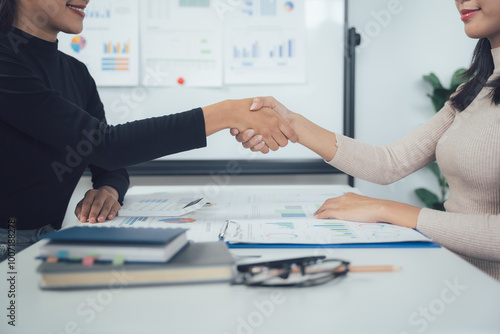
left=343, top=7, right=361, bottom=187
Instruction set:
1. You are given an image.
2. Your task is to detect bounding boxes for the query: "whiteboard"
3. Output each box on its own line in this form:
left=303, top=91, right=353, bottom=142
left=62, top=0, right=346, bottom=170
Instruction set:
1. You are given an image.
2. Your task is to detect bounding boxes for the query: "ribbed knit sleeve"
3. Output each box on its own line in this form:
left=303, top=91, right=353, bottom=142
left=418, top=209, right=500, bottom=280
left=326, top=102, right=456, bottom=185
left=418, top=209, right=500, bottom=262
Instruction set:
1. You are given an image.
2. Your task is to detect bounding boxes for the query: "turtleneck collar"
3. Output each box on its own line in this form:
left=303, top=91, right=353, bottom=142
left=492, top=47, right=500, bottom=73
left=7, top=26, right=59, bottom=58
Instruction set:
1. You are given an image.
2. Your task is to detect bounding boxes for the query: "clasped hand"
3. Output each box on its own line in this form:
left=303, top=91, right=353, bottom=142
left=231, top=96, right=297, bottom=154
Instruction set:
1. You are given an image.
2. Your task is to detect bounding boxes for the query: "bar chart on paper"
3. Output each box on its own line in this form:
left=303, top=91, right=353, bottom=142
left=274, top=206, right=307, bottom=218
left=224, top=0, right=306, bottom=84
left=57, top=0, right=139, bottom=86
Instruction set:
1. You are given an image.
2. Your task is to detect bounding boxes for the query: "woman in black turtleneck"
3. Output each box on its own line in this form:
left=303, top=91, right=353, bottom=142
left=0, top=0, right=296, bottom=260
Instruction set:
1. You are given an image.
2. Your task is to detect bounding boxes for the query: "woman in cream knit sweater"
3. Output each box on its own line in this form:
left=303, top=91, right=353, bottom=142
left=236, top=0, right=500, bottom=281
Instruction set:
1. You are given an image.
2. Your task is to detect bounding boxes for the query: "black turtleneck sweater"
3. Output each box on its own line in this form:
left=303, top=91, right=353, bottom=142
left=0, top=28, right=207, bottom=230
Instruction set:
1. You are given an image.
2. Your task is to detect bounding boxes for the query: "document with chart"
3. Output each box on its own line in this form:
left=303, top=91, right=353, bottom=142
left=222, top=219, right=433, bottom=245
left=118, top=194, right=207, bottom=217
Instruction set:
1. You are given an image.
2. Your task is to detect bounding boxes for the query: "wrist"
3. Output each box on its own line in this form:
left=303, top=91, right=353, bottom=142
left=100, top=186, right=119, bottom=201
left=379, top=200, right=420, bottom=229
left=289, top=113, right=304, bottom=143
left=202, top=100, right=234, bottom=136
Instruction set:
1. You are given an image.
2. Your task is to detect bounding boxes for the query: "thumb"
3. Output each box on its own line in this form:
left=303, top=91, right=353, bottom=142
left=250, top=97, right=264, bottom=111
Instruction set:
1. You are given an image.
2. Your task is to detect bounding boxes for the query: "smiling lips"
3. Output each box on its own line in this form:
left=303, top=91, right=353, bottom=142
left=460, top=9, right=480, bottom=21
left=67, top=4, right=86, bottom=18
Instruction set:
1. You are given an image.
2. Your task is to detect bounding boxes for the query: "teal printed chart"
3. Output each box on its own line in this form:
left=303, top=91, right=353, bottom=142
left=116, top=216, right=148, bottom=226
left=313, top=222, right=356, bottom=239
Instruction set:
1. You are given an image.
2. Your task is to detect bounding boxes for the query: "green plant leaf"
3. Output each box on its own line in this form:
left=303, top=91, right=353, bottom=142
left=430, top=95, right=447, bottom=112
left=427, top=162, right=442, bottom=179
left=450, top=68, right=468, bottom=89
left=432, top=202, right=445, bottom=211
left=415, top=188, right=440, bottom=208
left=423, top=73, right=443, bottom=90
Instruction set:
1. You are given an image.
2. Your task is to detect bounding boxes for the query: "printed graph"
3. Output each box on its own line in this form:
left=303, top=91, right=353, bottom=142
left=70, top=35, right=86, bottom=53
left=265, top=222, right=295, bottom=229
left=86, top=3, right=111, bottom=19
left=358, top=223, right=384, bottom=229
left=232, top=39, right=295, bottom=59
left=139, top=198, right=169, bottom=203
left=265, top=233, right=298, bottom=239
left=179, top=0, right=210, bottom=7
left=274, top=205, right=306, bottom=218
left=159, top=218, right=197, bottom=224
left=260, top=0, right=277, bottom=16
left=313, top=222, right=356, bottom=238
left=119, top=216, right=148, bottom=226
left=104, top=41, right=130, bottom=54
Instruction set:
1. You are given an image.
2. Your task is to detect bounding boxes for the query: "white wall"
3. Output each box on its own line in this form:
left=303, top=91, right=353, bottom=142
left=348, top=0, right=477, bottom=205
left=68, top=0, right=479, bottom=221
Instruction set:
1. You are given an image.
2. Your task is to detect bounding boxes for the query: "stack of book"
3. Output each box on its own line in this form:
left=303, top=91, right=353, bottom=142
left=36, top=226, right=235, bottom=289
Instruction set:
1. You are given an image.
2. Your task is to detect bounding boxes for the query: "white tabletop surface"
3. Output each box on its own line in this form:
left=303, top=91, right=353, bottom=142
left=1, top=185, right=499, bottom=334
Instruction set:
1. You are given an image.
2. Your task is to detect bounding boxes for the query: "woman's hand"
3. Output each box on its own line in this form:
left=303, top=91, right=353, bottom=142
left=314, top=192, right=420, bottom=229
left=202, top=98, right=297, bottom=152
left=230, top=97, right=298, bottom=153
left=75, top=186, right=121, bottom=224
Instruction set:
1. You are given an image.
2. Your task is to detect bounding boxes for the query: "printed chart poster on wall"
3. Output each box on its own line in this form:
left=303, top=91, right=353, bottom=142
left=58, top=0, right=139, bottom=86
left=140, top=0, right=224, bottom=87
left=223, top=0, right=306, bottom=85
left=94, top=0, right=345, bottom=165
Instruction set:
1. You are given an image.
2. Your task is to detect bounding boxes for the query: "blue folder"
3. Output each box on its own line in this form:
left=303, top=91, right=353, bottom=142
left=226, top=241, right=441, bottom=249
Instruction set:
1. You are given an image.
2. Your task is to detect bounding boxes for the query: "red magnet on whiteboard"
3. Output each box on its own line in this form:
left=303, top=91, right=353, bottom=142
left=177, top=77, right=185, bottom=85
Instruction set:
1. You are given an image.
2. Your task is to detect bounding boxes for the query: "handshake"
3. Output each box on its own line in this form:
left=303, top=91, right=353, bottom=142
left=203, top=96, right=299, bottom=154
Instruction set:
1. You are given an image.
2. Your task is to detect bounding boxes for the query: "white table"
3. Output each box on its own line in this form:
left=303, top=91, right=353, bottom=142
left=2, top=185, right=500, bottom=334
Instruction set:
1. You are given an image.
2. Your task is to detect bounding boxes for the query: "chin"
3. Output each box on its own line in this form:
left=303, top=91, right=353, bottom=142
left=464, top=30, right=485, bottom=40
left=61, top=24, right=84, bottom=35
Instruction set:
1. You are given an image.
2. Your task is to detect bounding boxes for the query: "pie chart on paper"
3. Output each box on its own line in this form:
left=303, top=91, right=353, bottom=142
left=71, top=35, right=86, bottom=53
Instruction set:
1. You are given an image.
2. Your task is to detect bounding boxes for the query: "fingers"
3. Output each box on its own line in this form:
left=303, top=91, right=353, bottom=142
left=233, top=129, right=269, bottom=153
left=76, top=189, right=120, bottom=223
left=279, top=120, right=298, bottom=143
left=250, top=96, right=277, bottom=111
left=250, top=97, right=264, bottom=111
left=230, top=128, right=240, bottom=136
left=235, top=129, right=256, bottom=143
left=241, top=134, right=263, bottom=149
left=314, top=196, right=343, bottom=219
left=251, top=141, right=268, bottom=154
left=270, top=130, right=289, bottom=150
left=77, top=190, right=94, bottom=223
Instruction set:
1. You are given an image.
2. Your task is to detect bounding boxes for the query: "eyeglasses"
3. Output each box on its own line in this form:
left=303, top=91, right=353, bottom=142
left=233, top=256, right=350, bottom=288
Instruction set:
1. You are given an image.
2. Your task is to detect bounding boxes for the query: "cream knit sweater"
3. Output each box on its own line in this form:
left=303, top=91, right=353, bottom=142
left=328, top=47, right=500, bottom=281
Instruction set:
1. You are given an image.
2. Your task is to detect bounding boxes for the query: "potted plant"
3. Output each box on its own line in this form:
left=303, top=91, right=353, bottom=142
left=415, top=69, right=469, bottom=210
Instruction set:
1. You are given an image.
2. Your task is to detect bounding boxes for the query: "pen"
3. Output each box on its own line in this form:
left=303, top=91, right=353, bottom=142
left=348, top=265, right=401, bottom=273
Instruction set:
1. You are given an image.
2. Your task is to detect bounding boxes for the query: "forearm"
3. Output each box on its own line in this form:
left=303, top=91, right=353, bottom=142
left=292, top=114, right=338, bottom=161
left=378, top=200, right=421, bottom=229
left=202, top=100, right=235, bottom=136
left=89, top=165, right=129, bottom=203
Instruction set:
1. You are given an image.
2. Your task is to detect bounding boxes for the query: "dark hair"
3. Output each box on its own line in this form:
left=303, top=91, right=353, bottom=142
left=0, top=0, right=17, bottom=32
left=451, top=38, right=500, bottom=111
